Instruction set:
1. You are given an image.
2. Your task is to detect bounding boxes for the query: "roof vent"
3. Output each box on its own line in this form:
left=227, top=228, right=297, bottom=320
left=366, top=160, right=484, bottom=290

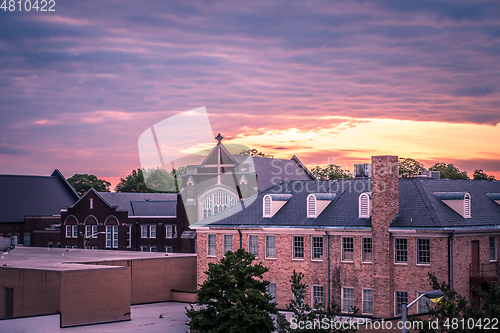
left=354, top=164, right=371, bottom=178
left=415, top=171, right=440, bottom=179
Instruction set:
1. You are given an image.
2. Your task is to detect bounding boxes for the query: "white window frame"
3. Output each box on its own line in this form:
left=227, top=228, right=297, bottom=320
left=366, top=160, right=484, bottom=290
left=307, top=194, right=317, bottom=218
left=207, top=234, right=216, bottom=257
left=149, top=225, right=157, bottom=239
left=341, top=287, right=354, bottom=313
left=140, top=246, right=148, bottom=252
left=266, top=235, right=276, bottom=259
left=263, top=195, right=272, bottom=217
left=395, top=238, right=408, bottom=264
left=395, top=290, right=408, bottom=316
left=89, top=198, right=94, bottom=209
left=165, top=225, right=175, bottom=239
left=223, top=234, right=233, bottom=254
left=342, top=237, right=354, bottom=262
left=66, top=225, right=72, bottom=238
left=311, top=236, right=323, bottom=260
left=85, top=225, right=92, bottom=238
left=464, top=193, right=471, bottom=218
left=126, top=225, right=131, bottom=248
left=72, top=225, right=78, bottom=238
left=112, top=225, right=118, bottom=248
left=249, top=235, right=259, bottom=257
left=292, top=235, right=304, bottom=260
left=417, top=292, right=430, bottom=314
left=417, top=238, right=431, bottom=265
left=312, top=285, right=324, bottom=308
left=490, top=236, right=497, bottom=262
left=141, top=225, right=148, bottom=238
left=165, top=245, right=173, bottom=253
left=362, top=289, right=373, bottom=315
left=149, top=246, right=157, bottom=252
left=362, top=237, right=372, bottom=263
left=359, top=193, right=371, bottom=218
left=92, top=225, right=98, bottom=238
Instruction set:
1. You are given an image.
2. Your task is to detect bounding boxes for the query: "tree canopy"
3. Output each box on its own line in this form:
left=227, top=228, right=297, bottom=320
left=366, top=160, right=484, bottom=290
left=399, top=157, right=426, bottom=178
left=186, top=248, right=278, bottom=333
left=428, top=163, right=469, bottom=180
left=473, top=169, right=495, bottom=181
left=310, top=164, right=353, bottom=180
left=115, top=168, right=179, bottom=193
left=237, top=148, right=274, bottom=158
left=67, top=174, right=111, bottom=196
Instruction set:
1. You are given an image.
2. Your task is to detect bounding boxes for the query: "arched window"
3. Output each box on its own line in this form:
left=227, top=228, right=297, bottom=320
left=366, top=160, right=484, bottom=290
left=464, top=193, right=471, bottom=218
left=201, top=190, right=237, bottom=219
left=307, top=194, right=317, bottom=218
left=203, top=196, right=212, bottom=219
left=359, top=193, right=371, bottom=218
left=263, top=195, right=272, bottom=217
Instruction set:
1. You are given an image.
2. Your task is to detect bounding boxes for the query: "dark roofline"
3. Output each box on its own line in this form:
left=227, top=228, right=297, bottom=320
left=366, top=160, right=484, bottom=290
left=290, top=155, right=316, bottom=180
left=51, top=169, right=80, bottom=201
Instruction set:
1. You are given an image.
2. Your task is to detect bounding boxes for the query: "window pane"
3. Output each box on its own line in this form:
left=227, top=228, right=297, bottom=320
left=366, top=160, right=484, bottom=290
left=313, top=285, right=324, bottom=307
left=224, top=235, right=233, bottom=254
left=266, top=236, right=276, bottom=258
left=268, top=283, right=277, bottom=301
left=166, top=245, right=173, bottom=253
left=249, top=235, right=259, bottom=256
left=417, top=239, right=430, bottom=264
left=417, top=292, right=430, bottom=313
left=207, top=234, right=216, bottom=256
left=490, top=236, right=497, bottom=261
left=92, top=225, right=97, bottom=238
left=313, top=236, right=323, bottom=259
left=150, top=225, right=156, bottom=238
left=363, top=238, right=372, bottom=262
left=106, top=225, right=111, bottom=248
left=293, top=236, right=304, bottom=259
left=396, top=291, right=408, bottom=315
left=166, top=225, right=173, bottom=238
left=395, top=239, right=408, bottom=263
left=66, top=225, right=71, bottom=238
left=363, top=290, right=373, bottom=314
left=72, top=225, right=78, bottom=238
left=141, top=226, right=147, bottom=238
left=342, top=237, right=354, bottom=261
left=342, top=288, right=354, bottom=312
left=113, top=225, right=118, bottom=248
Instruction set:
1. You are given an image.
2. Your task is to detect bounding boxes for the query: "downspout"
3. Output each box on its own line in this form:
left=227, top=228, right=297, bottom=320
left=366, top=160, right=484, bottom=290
left=326, top=231, right=330, bottom=307
left=238, top=229, right=242, bottom=249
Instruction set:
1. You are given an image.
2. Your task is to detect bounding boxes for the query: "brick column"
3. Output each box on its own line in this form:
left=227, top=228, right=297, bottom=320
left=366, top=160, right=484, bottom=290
left=371, top=156, right=398, bottom=318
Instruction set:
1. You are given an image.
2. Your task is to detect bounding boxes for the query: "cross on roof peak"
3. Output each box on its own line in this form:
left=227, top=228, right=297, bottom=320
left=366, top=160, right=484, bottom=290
left=215, top=133, right=223, bottom=144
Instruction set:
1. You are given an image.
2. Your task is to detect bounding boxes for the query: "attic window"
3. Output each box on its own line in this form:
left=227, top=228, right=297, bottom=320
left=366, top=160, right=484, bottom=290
left=89, top=198, right=94, bottom=210
left=359, top=193, right=371, bottom=218
left=307, top=194, right=317, bottom=218
left=263, top=195, right=272, bottom=217
left=464, top=193, right=471, bottom=218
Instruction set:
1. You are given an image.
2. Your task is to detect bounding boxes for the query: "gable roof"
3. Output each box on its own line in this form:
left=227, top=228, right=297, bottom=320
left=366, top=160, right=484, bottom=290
left=0, top=170, right=79, bottom=223
left=97, top=192, right=177, bottom=217
left=193, top=178, right=500, bottom=230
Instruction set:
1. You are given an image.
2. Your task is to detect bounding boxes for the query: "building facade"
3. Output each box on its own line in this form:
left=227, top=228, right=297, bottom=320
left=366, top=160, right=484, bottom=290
left=193, top=156, right=500, bottom=319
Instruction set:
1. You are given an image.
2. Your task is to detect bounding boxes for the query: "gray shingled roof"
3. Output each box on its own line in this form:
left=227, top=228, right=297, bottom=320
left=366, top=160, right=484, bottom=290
left=97, top=192, right=177, bottom=217
left=232, top=156, right=314, bottom=192
left=0, top=170, right=78, bottom=223
left=194, top=178, right=500, bottom=229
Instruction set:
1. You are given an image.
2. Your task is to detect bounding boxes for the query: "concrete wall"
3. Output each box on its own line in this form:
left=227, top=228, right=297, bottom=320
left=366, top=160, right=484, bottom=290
left=60, top=267, right=131, bottom=327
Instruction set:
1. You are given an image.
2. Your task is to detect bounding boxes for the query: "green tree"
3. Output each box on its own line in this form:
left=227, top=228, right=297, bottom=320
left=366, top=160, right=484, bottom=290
left=412, top=273, right=500, bottom=333
left=277, top=270, right=358, bottom=333
left=473, top=169, right=495, bottom=181
left=115, top=168, right=177, bottom=193
left=237, top=149, right=274, bottom=158
left=399, top=157, right=426, bottom=178
left=310, top=164, right=353, bottom=180
left=67, top=174, right=111, bottom=196
left=428, top=163, right=469, bottom=180
left=186, top=248, right=278, bottom=333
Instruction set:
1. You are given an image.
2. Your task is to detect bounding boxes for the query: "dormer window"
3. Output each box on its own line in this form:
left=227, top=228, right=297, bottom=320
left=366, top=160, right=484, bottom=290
left=263, top=194, right=292, bottom=218
left=307, top=194, right=316, bottom=217
left=433, top=192, right=472, bottom=219
left=464, top=193, right=471, bottom=218
left=89, top=198, right=94, bottom=209
left=306, top=193, right=336, bottom=218
left=359, top=192, right=371, bottom=218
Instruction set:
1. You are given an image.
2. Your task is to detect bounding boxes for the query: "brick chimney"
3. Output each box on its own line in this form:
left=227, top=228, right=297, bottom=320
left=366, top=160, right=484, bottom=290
left=370, top=155, right=399, bottom=318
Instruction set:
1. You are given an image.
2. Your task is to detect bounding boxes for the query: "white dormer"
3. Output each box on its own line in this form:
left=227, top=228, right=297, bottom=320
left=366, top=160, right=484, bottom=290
left=434, top=192, right=472, bottom=218
left=487, top=193, right=500, bottom=206
left=359, top=192, right=371, bottom=218
left=306, top=193, right=336, bottom=218
left=263, top=194, right=292, bottom=218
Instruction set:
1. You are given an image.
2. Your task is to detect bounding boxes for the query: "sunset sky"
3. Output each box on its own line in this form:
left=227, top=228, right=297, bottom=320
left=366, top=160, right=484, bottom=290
left=1, top=0, right=499, bottom=189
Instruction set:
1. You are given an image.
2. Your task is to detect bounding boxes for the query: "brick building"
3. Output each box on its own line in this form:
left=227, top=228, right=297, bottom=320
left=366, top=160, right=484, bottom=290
left=0, top=170, right=79, bottom=247
left=192, top=156, right=500, bottom=319
left=60, top=188, right=195, bottom=253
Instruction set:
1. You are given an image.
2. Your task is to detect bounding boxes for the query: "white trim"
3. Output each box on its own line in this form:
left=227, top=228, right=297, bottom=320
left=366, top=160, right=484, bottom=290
left=307, top=194, right=317, bottom=218
left=140, top=225, right=148, bottom=238
left=311, top=235, right=324, bottom=261
left=83, top=215, right=98, bottom=225
left=165, top=224, right=175, bottom=239
left=63, top=215, right=78, bottom=225
left=248, top=234, right=259, bottom=258
left=464, top=193, right=471, bottom=218
left=358, top=193, right=371, bottom=218
left=89, top=197, right=94, bottom=209
left=265, top=235, right=276, bottom=259
left=341, top=286, right=355, bottom=313
left=395, top=290, right=408, bottom=316
left=362, top=289, right=373, bottom=315
left=361, top=237, right=373, bottom=263
left=263, top=194, right=272, bottom=218
left=490, top=235, right=498, bottom=262
left=311, top=284, right=324, bottom=308
left=292, top=235, right=305, bottom=260
left=223, top=234, right=233, bottom=255
left=394, top=237, right=408, bottom=264
left=207, top=234, right=217, bottom=257
left=104, top=215, right=119, bottom=225
left=149, top=225, right=157, bottom=239
left=416, top=238, right=431, bottom=265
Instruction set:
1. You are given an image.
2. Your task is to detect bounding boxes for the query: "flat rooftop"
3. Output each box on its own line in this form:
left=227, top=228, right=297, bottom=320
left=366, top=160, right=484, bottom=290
left=0, top=246, right=196, bottom=271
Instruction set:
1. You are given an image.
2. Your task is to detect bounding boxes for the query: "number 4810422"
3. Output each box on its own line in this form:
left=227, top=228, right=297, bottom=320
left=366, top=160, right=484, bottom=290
left=1, top=0, right=56, bottom=12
